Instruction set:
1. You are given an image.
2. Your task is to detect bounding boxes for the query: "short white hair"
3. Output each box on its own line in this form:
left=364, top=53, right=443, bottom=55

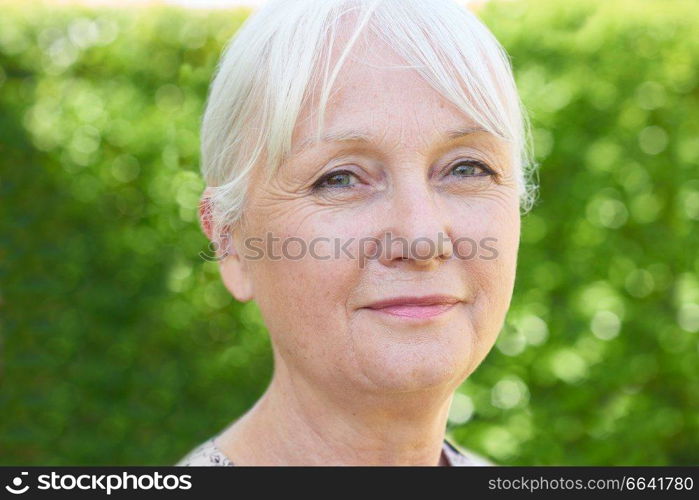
left=200, top=0, right=538, bottom=240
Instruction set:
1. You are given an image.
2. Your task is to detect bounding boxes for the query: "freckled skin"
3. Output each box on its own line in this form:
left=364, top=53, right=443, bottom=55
left=204, top=31, right=521, bottom=465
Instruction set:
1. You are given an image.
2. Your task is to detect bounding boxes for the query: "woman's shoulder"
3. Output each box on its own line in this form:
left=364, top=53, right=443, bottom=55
left=442, top=438, right=495, bottom=466
left=175, top=437, right=233, bottom=466
left=176, top=436, right=494, bottom=466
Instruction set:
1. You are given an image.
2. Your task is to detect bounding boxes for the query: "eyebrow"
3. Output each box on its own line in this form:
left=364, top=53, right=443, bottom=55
left=291, top=125, right=491, bottom=158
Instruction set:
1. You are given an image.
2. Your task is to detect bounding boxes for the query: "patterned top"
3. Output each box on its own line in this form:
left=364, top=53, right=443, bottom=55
left=175, top=436, right=493, bottom=466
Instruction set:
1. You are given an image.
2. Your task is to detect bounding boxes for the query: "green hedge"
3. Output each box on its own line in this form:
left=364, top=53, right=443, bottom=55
left=1, top=0, right=697, bottom=465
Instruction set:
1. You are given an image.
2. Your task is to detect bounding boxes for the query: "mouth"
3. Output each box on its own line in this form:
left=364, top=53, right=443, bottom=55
left=363, top=295, right=462, bottom=320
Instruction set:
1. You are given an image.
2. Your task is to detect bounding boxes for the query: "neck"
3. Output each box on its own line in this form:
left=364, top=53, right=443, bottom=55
left=215, top=358, right=455, bottom=466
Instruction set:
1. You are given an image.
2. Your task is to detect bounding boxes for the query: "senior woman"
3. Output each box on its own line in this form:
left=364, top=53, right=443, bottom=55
left=176, top=0, right=536, bottom=466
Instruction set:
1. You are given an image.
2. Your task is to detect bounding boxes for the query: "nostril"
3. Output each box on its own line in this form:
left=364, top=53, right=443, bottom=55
left=440, top=236, right=454, bottom=260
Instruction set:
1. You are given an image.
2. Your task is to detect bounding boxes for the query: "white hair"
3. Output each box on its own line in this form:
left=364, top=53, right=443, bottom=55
left=200, top=0, right=538, bottom=241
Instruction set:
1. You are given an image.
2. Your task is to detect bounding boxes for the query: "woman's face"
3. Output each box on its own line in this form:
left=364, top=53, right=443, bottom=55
left=220, top=40, right=521, bottom=398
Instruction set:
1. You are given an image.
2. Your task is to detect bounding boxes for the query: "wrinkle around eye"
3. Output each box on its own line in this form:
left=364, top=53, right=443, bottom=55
left=442, top=140, right=512, bottom=175
left=310, top=183, right=376, bottom=207
left=292, top=143, right=389, bottom=181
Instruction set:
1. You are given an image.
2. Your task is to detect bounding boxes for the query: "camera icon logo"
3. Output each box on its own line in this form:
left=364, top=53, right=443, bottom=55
left=5, top=472, right=30, bottom=495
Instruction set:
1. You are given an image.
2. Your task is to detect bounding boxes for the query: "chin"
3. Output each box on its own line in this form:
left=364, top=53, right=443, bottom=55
left=349, top=327, right=475, bottom=395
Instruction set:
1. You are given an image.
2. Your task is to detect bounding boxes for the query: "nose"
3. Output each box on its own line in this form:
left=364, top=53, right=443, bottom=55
left=375, top=173, right=454, bottom=269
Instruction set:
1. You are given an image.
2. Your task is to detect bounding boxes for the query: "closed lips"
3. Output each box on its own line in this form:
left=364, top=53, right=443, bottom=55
left=365, top=295, right=462, bottom=309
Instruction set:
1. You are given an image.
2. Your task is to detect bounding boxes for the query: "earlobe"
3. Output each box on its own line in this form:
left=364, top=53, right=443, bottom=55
left=219, top=248, right=255, bottom=303
left=218, top=224, right=254, bottom=303
left=200, top=187, right=254, bottom=303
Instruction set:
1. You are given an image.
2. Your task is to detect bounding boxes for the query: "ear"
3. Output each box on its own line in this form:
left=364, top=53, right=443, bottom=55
left=199, top=188, right=254, bottom=303
left=198, top=187, right=217, bottom=242
left=219, top=225, right=254, bottom=303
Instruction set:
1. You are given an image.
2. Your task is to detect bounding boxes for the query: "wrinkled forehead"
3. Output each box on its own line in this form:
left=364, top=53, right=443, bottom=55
left=290, top=27, right=503, bottom=158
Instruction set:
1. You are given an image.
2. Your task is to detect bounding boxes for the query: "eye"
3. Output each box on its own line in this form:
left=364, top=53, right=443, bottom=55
left=311, top=169, right=360, bottom=191
left=448, top=159, right=495, bottom=178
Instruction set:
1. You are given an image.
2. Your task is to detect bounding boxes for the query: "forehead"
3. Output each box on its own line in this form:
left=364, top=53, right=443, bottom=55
left=290, top=31, right=493, bottom=157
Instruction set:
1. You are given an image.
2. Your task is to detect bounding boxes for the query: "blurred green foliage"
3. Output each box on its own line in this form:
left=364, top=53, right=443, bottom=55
left=0, top=0, right=697, bottom=465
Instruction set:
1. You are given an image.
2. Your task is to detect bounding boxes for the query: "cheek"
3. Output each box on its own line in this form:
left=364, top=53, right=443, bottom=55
left=449, top=191, right=520, bottom=278
left=450, top=196, right=520, bottom=347
left=245, top=220, right=361, bottom=364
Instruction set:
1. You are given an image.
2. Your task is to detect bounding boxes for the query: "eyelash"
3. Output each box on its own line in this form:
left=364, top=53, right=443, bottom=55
left=311, top=160, right=495, bottom=191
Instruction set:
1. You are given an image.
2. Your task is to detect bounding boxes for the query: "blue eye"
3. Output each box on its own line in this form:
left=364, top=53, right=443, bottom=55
left=312, top=169, right=358, bottom=190
left=450, top=160, right=494, bottom=177
left=311, top=161, right=494, bottom=192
